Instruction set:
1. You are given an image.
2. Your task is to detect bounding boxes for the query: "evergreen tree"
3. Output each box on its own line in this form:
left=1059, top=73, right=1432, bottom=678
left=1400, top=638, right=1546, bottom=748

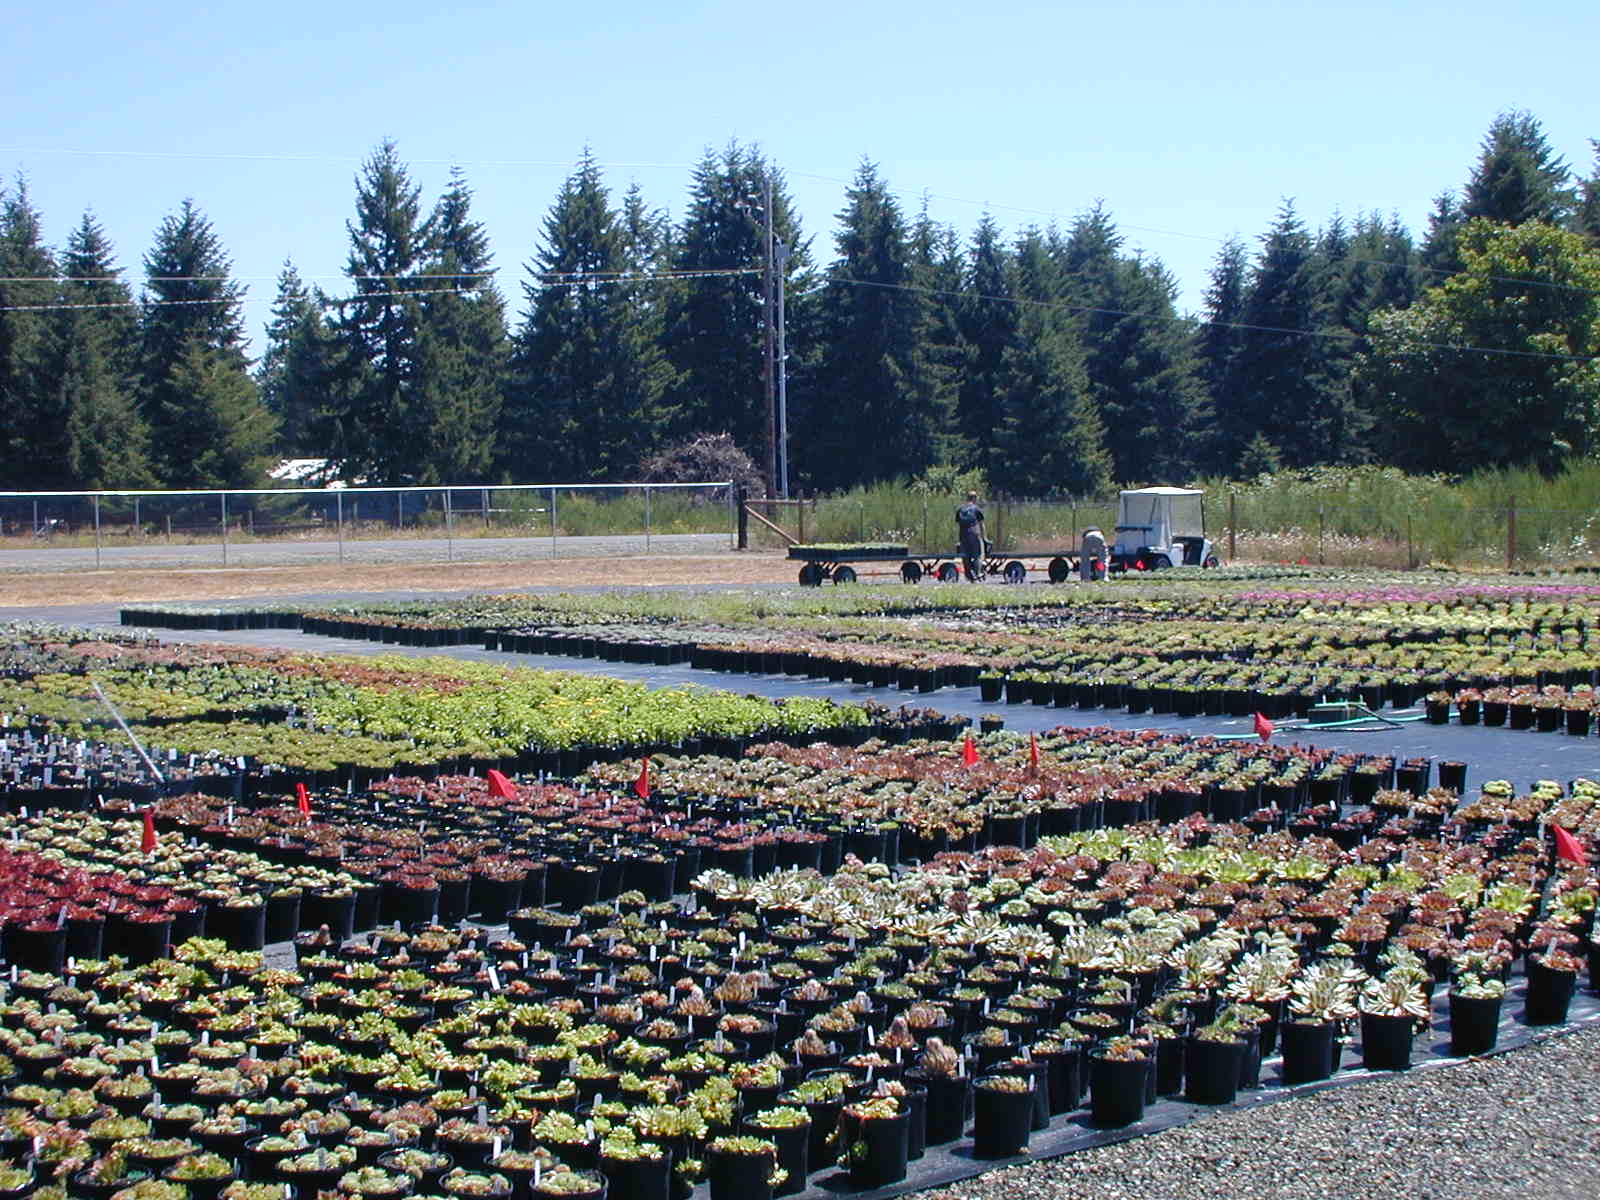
left=1461, top=110, right=1574, bottom=227
left=0, top=178, right=57, bottom=486
left=907, top=200, right=964, bottom=467
left=506, top=150, right=669, bottom=482
left=1230, top=200, right=1328, bottom=470
left=258, top=261, right=334, bottom=456
left=1197, top=235, right=1250, bottom=472
left=1057, top=204, right=1209, bottom=483
left=45, top=213, right=150, bottom=488
left=1419, top=191, right=1464, bottom=284
left=954, top=214, right=1016, bottom=481
left=800, top=159, right=937, bottom=490
left=1577, top=141, right=1600, bottom=243
left=993, top=302, right=1110, bottom=496
left=138, top=198, right=268, bottom=486
left=156, top=340, right=278, bottom=490
left=663, top=143, right=805, bottom=490
left=412, top=168, right=506, bottom=484
left=334, top=140, right=433, bottom=483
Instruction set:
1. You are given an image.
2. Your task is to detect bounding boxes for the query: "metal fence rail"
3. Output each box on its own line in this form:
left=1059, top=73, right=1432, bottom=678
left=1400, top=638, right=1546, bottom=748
left=0, top=481, right=736, bottom=570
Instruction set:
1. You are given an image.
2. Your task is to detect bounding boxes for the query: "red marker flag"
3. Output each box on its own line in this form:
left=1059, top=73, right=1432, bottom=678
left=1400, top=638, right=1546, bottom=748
left=486, top=769, right=516, bottom=800
left=1554, top=824, right=1588, bottom=867
left=634, top=757, right=651, bottom=800
left=1253, top=712, right=1274, bottom=743
left=1028, top=732, right=1040, bottom=773
left=962, top=734, right=980, bottom=767
left=141, top=808, right=157, bottom=854
left=295, top=782, right=312, bottom=820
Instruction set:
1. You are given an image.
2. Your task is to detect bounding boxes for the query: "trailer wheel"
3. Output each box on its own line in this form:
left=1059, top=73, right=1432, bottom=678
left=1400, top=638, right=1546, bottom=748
left=1204, top=555, right=1220, bottom=568
left=1149, top=555, right=1172, bottom=570
left=936, top=562, right=960, bottom=583
left=900, top=561, right=923, bottom=584
left=1047, top=556, right=1070, bottom=584
left=1003, top=560, right=1027, bottom=584
left=834, top=565, right=857, bottom=584
left=798, top=564, right=823, bottom=586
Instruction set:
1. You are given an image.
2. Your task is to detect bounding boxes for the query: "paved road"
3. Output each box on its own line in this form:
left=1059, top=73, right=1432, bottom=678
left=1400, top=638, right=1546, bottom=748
left=33, top=601, right=1600, bottom=793
left=0, top=531, right=733, bottom=571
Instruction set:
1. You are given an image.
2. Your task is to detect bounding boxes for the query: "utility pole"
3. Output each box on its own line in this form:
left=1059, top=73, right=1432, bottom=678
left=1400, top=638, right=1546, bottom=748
left=775, top=237, right=790, bottom=499
left=761, top=174, right=777, bottom=502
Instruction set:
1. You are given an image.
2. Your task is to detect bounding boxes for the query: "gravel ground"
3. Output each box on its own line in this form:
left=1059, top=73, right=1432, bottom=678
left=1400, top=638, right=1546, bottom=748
left=924, top=1025, right=1600, bottom=1200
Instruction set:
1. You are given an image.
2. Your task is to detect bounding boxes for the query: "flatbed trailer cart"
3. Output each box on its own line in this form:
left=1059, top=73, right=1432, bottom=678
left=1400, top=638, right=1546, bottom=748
left=788, top=544, right=1102, bottom=586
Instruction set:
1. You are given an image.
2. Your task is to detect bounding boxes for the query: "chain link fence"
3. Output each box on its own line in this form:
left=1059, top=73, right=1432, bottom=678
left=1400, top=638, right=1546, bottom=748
left=0, top=482, right=736, bottom=570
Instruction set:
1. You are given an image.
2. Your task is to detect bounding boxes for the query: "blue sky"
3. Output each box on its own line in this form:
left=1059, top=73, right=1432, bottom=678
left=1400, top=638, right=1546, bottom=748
left=4, top=0, right=1594, bottom=354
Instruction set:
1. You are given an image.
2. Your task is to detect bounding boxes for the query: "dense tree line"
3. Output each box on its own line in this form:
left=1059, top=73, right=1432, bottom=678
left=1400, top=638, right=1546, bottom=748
left=1, top=112, right=1597, bottom=496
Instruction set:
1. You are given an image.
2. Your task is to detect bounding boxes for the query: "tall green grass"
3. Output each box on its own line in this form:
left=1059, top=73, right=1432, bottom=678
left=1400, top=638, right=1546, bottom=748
left=788, top=463, right=1600, bottom=566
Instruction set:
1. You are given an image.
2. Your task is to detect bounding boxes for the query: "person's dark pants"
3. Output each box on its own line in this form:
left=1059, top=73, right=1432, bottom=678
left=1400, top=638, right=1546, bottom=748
left=961, top=535, right=984, bottom=580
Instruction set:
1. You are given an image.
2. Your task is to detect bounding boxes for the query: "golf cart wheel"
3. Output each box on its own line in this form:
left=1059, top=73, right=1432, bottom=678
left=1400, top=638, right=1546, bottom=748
left=1047, top=556, right=1070, bottom=584
left=900, top=560, right=924, bottom=584
left=798, top=564, right=823, bottom=587
left=936, top=562, right=960, bottom=583
left=834, top=565, right=857, bottom=584
left=1003, top=560, right=1027, bottom=585
left=1204, top=555, right=1220, bottom=568
left=1149, top=555, right=1172, bottom=570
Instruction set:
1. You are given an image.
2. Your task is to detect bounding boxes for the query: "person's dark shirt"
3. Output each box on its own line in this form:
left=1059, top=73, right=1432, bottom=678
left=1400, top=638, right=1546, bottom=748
left=956, top=502, right=984, bottom=533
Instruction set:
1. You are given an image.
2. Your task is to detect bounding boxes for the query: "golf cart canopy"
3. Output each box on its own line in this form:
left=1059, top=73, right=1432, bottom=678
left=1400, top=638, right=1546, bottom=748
left=1114, top=487, right=1204, bottom=555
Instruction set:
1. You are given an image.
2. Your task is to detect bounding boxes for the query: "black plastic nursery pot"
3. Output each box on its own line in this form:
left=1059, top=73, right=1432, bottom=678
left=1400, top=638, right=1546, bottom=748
left=1184, top=1035, right=1244, bottom=1105
left=0, top=922, right=65, bottom=973
left=1524, top=962, right=1578, bottom=1025
left=300, top=890, right=357, bottom=941
left=706, top=1146, right=776, bottom=1200
left=207, top=900, right=268, bottom=951
left=1360, top=1012, right=1415, bottom=1071
left=848, top=1109, right=910, bottom=1188
left=911, top=1071, right=970, bottom=1146
left=106, top=911, right=172, bottom=965
left=1447, top=993, right=1503, bottom=1056
left=972, top=1076, right=1034, bottom=1158
left=743, top=1120, right=808, bottom=1198
left=1088, top=1053, right=1149, bottom=1127
left=601, top=1151, right=673, bottom=1200
left=1279, top=1020, right=1337, bottom=1085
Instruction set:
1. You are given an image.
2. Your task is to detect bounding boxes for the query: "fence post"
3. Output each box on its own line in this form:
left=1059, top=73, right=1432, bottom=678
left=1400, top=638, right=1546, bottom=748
left=482, top=487, right=491, bottom=530
left=645, top=486, right=652, bottom=553
left=735, top=486, right=748, bottom=549
left=336, top=492, right=344, bottom=564
left=93, top=496, right=101, bottom=569
left=798, top=495, right=807, bottom=545
left=1229, top=493, right=1237, bottom=562
left=1407, top=514, right=1414, bottom=570
left=165, top=515, right=171, bottom=543
left=1317, top=505, right=1324, bottom=565
left=550, top=487, right=558, bottom=558
left=444, top=490, right=454, bottom=562
left=221, top=493, right=229, bottom=566
left=1507, top=496, right=1517, bottom=570
left=922, top=501, right=929, bottom=553
left=133, top=497, right=140, bottom=534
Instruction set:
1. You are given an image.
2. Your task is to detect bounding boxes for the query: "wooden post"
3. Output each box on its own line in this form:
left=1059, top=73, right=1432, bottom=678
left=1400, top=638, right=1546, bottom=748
left=1407, top=514, right=1414, bottom=569
left=736, top=486, right=748, bottom=550
left=798, top=494, right=807, bottom=545
left=1229, top=493, right=1237, bottom=561
left=1507, top=496, right=1517, bottom=570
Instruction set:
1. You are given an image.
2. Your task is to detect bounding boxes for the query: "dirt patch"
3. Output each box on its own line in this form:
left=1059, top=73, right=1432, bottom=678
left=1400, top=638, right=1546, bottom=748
left=0, top=553, right=800, bottom=609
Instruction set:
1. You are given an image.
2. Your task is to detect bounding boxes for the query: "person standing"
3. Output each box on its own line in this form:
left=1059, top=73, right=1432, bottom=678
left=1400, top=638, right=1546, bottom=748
left=1080, top=526, right=1106, bottom=581
left=956, top=491, right=987, bottom=581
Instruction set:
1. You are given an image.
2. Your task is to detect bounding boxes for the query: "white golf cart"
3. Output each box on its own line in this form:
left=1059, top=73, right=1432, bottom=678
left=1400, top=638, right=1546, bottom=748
left=1110, top=486, right=1220, bottom=573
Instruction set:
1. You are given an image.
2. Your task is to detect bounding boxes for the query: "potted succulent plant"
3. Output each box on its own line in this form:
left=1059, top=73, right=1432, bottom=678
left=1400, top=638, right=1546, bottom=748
left=1447, top=973, right=1505, bottom=1056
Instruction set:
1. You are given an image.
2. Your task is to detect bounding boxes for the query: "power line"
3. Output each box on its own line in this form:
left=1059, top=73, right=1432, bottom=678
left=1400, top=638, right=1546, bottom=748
left=814, top=270, right=1598, bottom=365
left=0, top=268, right=762, bottom=314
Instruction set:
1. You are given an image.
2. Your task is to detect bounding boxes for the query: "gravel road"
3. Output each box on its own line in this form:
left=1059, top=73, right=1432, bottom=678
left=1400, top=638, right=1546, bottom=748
left=924, top=1025, right=1600, bottom=1200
